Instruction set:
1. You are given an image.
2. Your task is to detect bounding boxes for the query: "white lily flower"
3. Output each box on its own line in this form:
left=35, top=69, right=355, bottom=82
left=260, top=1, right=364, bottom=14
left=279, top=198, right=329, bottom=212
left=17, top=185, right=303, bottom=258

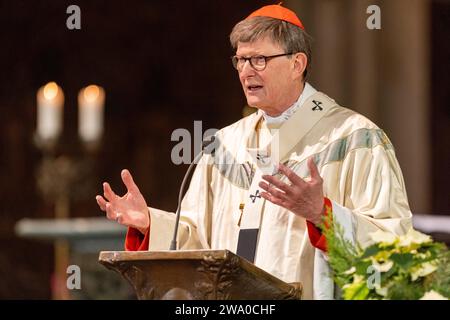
left=420, top=290, right=448, bottom=300
left=344, top=266, right=356, bottom=275
left=411, top=262, right=438, bottom=281
left=375, top=286, right=388, bottom=297
left=369, top=230, right=397, bottom=244
left=398, top=229, right=431, bottom=247
left=353, top=274, right=365, bottom=283
left=372, top=260, right=394, bottom=273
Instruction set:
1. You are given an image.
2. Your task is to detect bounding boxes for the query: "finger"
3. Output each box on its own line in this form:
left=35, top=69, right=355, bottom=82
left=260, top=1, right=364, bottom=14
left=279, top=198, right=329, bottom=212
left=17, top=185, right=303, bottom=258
left=258, top=181, right=288, bottom=200
left=116, top=212, right=124, bottom=224
left=121, top=169, right=140, bottom=194
left=278, top=163, right=306, bottom=187
left=105, top=203, right=116, bottom=220
left=96, top=195, right=107, bottom=211
left=116, top=212, right=132, bottom=227
left=260, top=191, right=287, bottom=208
left=103, top=182, right=117, bottom=202
left=260, top=175, right=293, bottom=194
left=307, top=158, right=322, bottom=182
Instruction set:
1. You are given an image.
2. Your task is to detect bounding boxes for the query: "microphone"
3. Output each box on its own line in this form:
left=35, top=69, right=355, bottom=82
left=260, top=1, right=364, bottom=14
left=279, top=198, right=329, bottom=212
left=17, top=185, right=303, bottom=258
left=169, top=135, right=217, bottom=250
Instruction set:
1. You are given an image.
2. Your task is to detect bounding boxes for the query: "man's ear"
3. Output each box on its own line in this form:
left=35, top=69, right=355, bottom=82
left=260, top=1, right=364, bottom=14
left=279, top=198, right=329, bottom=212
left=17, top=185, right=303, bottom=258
left=292, top=52, right=307, bottom=80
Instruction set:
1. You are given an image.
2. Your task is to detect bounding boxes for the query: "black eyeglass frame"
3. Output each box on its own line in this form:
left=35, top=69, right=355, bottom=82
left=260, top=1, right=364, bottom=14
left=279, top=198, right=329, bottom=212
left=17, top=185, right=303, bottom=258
left=231, top=52, right=295, bottom=71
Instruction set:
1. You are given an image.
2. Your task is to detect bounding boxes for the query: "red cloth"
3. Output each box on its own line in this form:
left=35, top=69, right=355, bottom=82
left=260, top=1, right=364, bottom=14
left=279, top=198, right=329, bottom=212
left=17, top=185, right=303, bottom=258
left=125, top=226, right=149, bottom=251
left=306, top=197, right=333, bottom=252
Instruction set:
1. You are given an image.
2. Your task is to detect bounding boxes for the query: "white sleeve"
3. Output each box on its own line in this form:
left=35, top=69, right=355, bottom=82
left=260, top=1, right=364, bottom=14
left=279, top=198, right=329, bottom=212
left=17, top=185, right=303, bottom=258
left=326, top=142, right=413, bottom=248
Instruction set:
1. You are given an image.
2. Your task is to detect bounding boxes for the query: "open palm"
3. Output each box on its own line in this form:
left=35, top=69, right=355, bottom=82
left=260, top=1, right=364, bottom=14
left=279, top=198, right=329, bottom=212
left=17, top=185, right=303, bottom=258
left=96, top=169, right=149, bottom=234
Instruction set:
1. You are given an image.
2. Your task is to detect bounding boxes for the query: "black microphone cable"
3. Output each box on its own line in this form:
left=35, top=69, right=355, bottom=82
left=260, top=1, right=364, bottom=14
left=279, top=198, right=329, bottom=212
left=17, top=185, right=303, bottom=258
left=169, top=135, right=217, bottom=250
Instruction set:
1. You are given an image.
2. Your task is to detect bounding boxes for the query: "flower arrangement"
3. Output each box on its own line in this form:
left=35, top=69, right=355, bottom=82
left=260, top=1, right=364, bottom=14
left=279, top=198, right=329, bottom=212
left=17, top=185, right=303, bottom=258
left=323, top=217, right=450, bottom=300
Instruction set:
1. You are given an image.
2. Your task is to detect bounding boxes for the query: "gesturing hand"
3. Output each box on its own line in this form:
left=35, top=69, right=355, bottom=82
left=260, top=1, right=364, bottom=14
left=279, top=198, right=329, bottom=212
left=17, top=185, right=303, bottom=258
left=96, top=169, right=150, bottom=234
left=258, top=158, right=325, bottom=225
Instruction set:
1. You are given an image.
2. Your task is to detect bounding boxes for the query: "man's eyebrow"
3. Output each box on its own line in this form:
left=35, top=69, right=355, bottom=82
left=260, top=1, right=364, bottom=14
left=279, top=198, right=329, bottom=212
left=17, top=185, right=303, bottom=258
left=235, top=51, right=264, bottom=57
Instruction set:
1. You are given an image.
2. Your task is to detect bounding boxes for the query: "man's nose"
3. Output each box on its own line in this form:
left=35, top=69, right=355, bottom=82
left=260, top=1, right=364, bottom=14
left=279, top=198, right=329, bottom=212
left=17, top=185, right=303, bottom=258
left=239, top=60, right=256, bottom=78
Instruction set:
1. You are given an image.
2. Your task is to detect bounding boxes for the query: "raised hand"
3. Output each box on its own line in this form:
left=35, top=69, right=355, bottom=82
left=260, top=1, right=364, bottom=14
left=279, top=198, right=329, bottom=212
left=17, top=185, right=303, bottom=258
left=258, top=158, right=325, bottom=225
left=96, top=169, right=150, bottom=234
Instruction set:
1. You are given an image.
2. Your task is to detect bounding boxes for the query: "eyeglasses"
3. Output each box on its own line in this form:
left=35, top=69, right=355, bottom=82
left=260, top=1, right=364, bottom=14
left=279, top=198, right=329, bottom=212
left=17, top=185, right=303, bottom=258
left=231, top=52, right=294, bottom=72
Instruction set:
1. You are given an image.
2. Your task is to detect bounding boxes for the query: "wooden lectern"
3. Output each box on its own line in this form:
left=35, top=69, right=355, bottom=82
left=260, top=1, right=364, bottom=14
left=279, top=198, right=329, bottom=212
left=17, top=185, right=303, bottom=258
left=99, top=250, right=302, bottom=300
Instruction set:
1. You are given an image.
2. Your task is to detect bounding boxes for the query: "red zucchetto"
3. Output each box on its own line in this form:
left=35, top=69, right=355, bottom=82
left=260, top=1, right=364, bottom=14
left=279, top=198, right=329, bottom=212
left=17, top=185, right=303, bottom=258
left=246, top=4, right=305, bottom=30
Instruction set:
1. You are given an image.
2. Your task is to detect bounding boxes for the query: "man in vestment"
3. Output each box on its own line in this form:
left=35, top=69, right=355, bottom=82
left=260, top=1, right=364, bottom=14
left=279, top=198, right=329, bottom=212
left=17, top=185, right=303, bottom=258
left=96, top=4, right=412, bottom=299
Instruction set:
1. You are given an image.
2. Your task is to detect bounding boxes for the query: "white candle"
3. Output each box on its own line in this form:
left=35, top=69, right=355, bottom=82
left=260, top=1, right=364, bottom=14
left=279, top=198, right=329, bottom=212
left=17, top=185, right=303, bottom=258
left=78, top=85, right=105, bottom=144
left=36, top=82, right=64, bottom=141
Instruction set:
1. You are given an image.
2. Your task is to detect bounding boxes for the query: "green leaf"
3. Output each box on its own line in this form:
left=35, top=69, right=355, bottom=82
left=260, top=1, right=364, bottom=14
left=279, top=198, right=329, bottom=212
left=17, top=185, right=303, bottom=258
left=343, top=281, right=370, bottom=300
left=380, top=264, right=398, bottom=282
left=355, top=260, right=372, bottom=275
left=388, top=277, right=425, bottom=300
left=361, top=244, right=382, bottom=259
left=390, top=253, right=414, bottom=270
left=428, top=250, right=450, bottom=298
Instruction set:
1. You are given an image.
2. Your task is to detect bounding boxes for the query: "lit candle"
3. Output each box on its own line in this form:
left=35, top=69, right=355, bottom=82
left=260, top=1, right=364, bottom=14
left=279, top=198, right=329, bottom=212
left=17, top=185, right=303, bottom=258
left=78, top=85, right=105, bottom=144
left=36, top=82, right=64, bottom=141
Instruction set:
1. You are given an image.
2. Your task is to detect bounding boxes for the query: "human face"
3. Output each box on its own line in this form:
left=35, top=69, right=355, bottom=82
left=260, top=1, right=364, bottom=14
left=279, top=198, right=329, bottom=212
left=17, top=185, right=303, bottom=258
left=236, top=36, right=301, bottom=116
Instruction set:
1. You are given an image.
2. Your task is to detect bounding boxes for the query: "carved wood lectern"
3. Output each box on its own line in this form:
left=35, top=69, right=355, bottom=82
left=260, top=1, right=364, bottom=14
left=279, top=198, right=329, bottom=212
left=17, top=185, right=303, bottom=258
left=99, top=250, right=302, bottom=300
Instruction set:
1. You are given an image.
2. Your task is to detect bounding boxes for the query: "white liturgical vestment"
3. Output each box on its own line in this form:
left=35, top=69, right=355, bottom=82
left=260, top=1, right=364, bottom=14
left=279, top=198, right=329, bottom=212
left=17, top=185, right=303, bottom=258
left=145, top=83, right=412, bottom=299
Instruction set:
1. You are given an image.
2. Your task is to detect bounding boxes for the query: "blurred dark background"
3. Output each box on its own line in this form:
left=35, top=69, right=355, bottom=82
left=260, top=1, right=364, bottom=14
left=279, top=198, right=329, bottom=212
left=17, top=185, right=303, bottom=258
left=0, top=0, right=449, bottom=298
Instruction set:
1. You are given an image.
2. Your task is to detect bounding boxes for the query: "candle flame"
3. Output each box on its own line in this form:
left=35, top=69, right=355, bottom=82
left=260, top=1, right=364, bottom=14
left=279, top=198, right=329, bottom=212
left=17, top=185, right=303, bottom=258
left=43, top=82, right=59, bottom=100
left=84, top=85, right=100, bottom=102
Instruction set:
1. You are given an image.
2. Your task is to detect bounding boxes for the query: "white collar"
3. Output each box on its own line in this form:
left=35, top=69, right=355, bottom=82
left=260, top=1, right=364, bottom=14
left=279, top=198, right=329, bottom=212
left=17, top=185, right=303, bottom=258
left=262, top=82, right=317, bottom=126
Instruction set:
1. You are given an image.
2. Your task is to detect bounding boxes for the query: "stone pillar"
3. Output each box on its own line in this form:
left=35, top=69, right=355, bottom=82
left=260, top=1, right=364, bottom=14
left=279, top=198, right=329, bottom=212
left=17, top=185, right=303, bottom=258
left=286, top=0, right=431, bottom=213
left=379, top=0, right=431, bottom=213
